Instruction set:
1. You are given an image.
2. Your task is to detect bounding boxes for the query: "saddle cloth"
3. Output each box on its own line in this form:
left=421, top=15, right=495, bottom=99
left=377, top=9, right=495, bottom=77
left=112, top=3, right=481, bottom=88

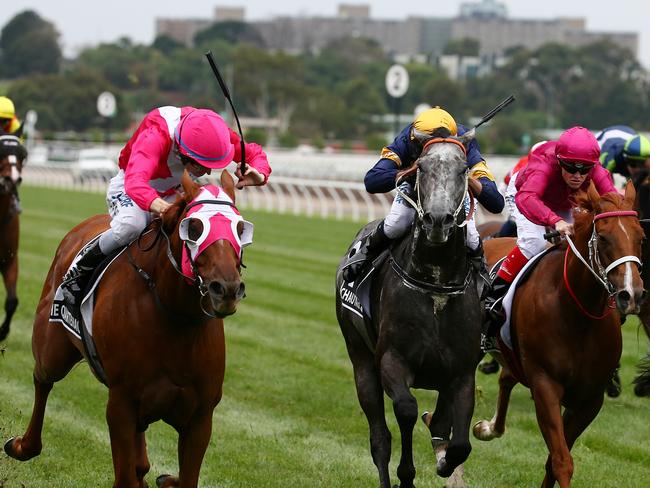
left=499, top=246, right=555, bottom=349
left=338, top=249, right=389, bottom=352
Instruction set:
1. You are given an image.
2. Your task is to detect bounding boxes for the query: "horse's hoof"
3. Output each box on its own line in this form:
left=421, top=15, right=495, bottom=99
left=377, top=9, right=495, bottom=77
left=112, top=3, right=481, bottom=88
left=4, top=437, right=16, bottom=457
left=4, top=436, right=36, bottom=461
left=472, top=420, right=500, bottom=441
left=421, top=411, right=431, bottom=427
left=155, top=474, right=173, bottom=487
left=478, top=360, right=499, bottom=375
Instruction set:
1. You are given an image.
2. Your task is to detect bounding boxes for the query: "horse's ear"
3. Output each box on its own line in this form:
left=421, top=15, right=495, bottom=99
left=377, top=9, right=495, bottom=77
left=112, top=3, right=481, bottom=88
left=576, top=182, right=599, bottom=213
left=221, top=170, right=236, bottom=203
left=456, top=128, right=476, bottom=148
left=181, top=171, right=201, bottom=203
left=624, top=179, right=637, bottom=208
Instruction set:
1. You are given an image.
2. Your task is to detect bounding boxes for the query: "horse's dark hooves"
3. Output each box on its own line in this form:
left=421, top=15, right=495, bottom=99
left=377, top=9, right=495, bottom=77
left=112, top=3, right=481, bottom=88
left=633, top=381, right=650, bottom=397
left=4, top=436, right=34, bottom=461
left=156, top=474, right=179, bottom=487
left=3, top=437, right=16, bottom=457
left=478, top=359, right=499, bottom=375
left=0, top=325, right=9, bottom=342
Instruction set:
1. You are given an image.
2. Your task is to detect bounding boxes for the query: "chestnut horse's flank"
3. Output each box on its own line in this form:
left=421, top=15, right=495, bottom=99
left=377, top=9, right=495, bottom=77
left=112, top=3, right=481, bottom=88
left=5, top=171, right=246, bottom=488
left=0, top=135, right=26, bottom=341
left=474, top=183, right=645, bottom=487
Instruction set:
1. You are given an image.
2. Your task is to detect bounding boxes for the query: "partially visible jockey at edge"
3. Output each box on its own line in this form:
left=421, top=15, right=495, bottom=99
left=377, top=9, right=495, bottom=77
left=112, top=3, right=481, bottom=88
left=342, top=106, right=505, bottom=284
left=498, top=140, right=548, bottom=238
left=0, top=96, right=23, bottom=138
left=482, top=126, right=617, bottom=352
left=597, top=125, right=650, bottom=179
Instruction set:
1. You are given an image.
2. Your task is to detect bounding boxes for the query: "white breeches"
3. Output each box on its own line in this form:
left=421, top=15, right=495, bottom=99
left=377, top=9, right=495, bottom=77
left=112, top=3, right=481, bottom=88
left=99, top=171, right=176, bottom=254
left=383, top=181, right=479, bottom=250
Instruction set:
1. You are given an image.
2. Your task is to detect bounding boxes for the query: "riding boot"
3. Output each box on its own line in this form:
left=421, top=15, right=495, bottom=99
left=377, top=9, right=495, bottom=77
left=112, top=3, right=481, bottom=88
left=61, top=239, right=107, bottom=312
left=342, top=221, right=392, bottom=283
left=481, top=276, right=511, bottom=353
left=468, top=241, right=490, bottom=300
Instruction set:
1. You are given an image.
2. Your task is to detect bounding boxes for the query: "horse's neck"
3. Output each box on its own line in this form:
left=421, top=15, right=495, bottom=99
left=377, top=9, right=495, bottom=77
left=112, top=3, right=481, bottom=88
left=151, top=231, right=205, bottom=323
left=397, top=227, right=468, bottom=282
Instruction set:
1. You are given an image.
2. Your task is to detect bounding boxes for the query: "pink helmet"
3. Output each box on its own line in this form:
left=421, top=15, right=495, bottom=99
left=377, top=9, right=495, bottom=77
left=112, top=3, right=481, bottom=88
left=555, top=126, right=600, bottom=165
left=174, top=109, right=235, bottom=169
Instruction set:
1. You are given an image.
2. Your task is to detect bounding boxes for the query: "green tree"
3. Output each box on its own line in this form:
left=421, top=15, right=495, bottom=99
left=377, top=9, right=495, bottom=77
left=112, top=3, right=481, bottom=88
left=443, top=38, right=480, bottom=57
left=194, top=21, right=265, bottom=49
left=152, top=35, right=185, bottom=56
left=0, top=10, right=62, bottom=77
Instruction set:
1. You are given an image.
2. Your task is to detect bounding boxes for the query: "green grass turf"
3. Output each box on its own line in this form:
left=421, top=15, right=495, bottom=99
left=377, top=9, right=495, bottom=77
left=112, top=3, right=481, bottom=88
left=1, top=185, right=649, bottom=487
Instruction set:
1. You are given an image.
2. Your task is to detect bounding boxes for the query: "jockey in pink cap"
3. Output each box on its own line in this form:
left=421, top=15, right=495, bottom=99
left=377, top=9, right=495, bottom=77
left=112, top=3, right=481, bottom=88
left=483, top=126, right=617, bottom=351
left=60, top=105, right=271, bottom=312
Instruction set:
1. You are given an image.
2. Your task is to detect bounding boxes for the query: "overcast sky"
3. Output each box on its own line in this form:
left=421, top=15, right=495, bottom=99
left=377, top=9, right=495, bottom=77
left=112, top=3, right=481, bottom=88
left=2, top=0, right=649, bottom=68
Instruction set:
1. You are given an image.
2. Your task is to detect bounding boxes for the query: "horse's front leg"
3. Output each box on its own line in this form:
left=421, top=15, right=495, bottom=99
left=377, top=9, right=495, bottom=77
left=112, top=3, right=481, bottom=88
left=106, top=388, right=140, bottom=488
left=174, top=410, right=214, bottom=488
left=0, top=257, right=18, bottom=341
left=473, top=364, right=518, bottom=441
left=4, top=374, right=52, bottom=461
left=381, top=350, right=417, bottom=488
left=135, top=430, right=151, bottom=487
left=342, top=327, right=393, bottom=488
left=530, top=375, right=572, bottom=488
left=435, top=371, right=475, bottom=479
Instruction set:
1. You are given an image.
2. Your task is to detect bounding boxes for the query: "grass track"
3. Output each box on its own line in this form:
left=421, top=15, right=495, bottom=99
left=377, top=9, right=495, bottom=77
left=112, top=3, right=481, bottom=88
left=1, top=185, right=649, bottom=487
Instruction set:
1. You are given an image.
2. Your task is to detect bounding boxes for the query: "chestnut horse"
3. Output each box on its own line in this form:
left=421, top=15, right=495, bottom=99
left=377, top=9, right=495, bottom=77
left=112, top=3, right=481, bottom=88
left=5, top=171, right=247, bottom=487
left=474, top=183, right=645, bottom=487
left=0, top=134, right=26, bottom=341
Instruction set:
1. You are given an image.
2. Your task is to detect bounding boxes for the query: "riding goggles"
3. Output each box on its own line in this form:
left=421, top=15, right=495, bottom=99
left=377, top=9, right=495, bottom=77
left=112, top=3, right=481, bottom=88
left=558, top=159, right=592, bottom=175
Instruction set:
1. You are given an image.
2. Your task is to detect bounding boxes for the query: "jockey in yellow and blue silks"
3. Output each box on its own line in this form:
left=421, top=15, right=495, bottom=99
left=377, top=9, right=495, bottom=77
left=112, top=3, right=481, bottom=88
left=0, top=97, right=23, bottom=138
left=596, top=125, right=650, bottom=178
left=342, top=107, right=504, bottom=282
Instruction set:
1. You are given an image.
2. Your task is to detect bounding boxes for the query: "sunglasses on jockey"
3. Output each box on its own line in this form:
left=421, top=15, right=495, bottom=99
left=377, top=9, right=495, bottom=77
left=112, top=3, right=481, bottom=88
left=558, top=159, right=592, bottom=175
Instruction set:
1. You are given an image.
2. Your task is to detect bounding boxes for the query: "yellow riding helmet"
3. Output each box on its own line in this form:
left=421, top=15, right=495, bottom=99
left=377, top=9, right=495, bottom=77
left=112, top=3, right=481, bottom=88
left=411, top=107, right=457, bottom=140
left=0, top=96, right=15, bottom=120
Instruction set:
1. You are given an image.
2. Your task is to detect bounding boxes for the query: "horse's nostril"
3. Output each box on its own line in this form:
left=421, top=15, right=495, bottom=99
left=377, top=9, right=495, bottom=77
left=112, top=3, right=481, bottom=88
left=237, top=282, right=246, bottom=299
left=422, top=213, right=434, bottom=228
left=209, top=281, right=225, bottom=297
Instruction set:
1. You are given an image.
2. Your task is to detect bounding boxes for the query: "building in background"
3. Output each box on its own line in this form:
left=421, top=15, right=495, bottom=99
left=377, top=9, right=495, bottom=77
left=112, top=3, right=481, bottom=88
left=155, top=0, right=639, bottom=79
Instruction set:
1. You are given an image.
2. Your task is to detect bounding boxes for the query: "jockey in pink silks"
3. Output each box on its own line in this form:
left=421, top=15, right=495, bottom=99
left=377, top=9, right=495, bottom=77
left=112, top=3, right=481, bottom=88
left=60, top=106, right=271, bottom=311
left=483, top=126, right=617, bottom=349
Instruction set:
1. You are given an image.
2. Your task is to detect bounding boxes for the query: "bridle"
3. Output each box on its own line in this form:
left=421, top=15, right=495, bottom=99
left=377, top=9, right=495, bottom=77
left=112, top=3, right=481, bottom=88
left=128, top=198, right=243, bottom=319
left=395, top=138, right=474, bottom=227
left=389, top=138, right=476, bottom=295
left=563, top=210, right=641, bottom=318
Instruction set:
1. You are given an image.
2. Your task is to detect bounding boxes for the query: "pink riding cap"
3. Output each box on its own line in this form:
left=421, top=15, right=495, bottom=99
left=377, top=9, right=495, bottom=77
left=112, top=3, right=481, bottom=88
left=174, top=109, right=235, bottom=169
left=555, top=126, right=600, bottom=165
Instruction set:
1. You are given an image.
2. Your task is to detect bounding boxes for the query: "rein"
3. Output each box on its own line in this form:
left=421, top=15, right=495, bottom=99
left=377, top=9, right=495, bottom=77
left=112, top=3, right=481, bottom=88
left=562, top=210, right=641, bottom=319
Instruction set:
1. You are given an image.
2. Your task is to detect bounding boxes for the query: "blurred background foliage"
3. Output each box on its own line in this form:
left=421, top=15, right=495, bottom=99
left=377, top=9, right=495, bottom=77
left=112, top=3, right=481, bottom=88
left=2, top=10, right=650, bottom=153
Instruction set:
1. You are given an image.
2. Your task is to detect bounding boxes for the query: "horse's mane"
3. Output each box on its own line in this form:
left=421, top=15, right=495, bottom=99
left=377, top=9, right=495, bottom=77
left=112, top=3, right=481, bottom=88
left=572, top=188, right=625, bottom=238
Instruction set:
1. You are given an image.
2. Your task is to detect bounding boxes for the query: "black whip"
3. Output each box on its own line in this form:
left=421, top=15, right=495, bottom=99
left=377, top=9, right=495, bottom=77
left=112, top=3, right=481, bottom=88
left=205, top=51, right=246, bottom=175
left=474, top=95, right=516, bottom=130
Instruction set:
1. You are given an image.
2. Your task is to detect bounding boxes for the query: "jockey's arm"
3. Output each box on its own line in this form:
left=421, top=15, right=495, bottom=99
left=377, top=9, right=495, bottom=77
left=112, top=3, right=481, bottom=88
left=469, top=161, right=505, bottom=214
left=364, top=158, right=400, bottom=194
left=230, top=129, right=271, bottom=186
